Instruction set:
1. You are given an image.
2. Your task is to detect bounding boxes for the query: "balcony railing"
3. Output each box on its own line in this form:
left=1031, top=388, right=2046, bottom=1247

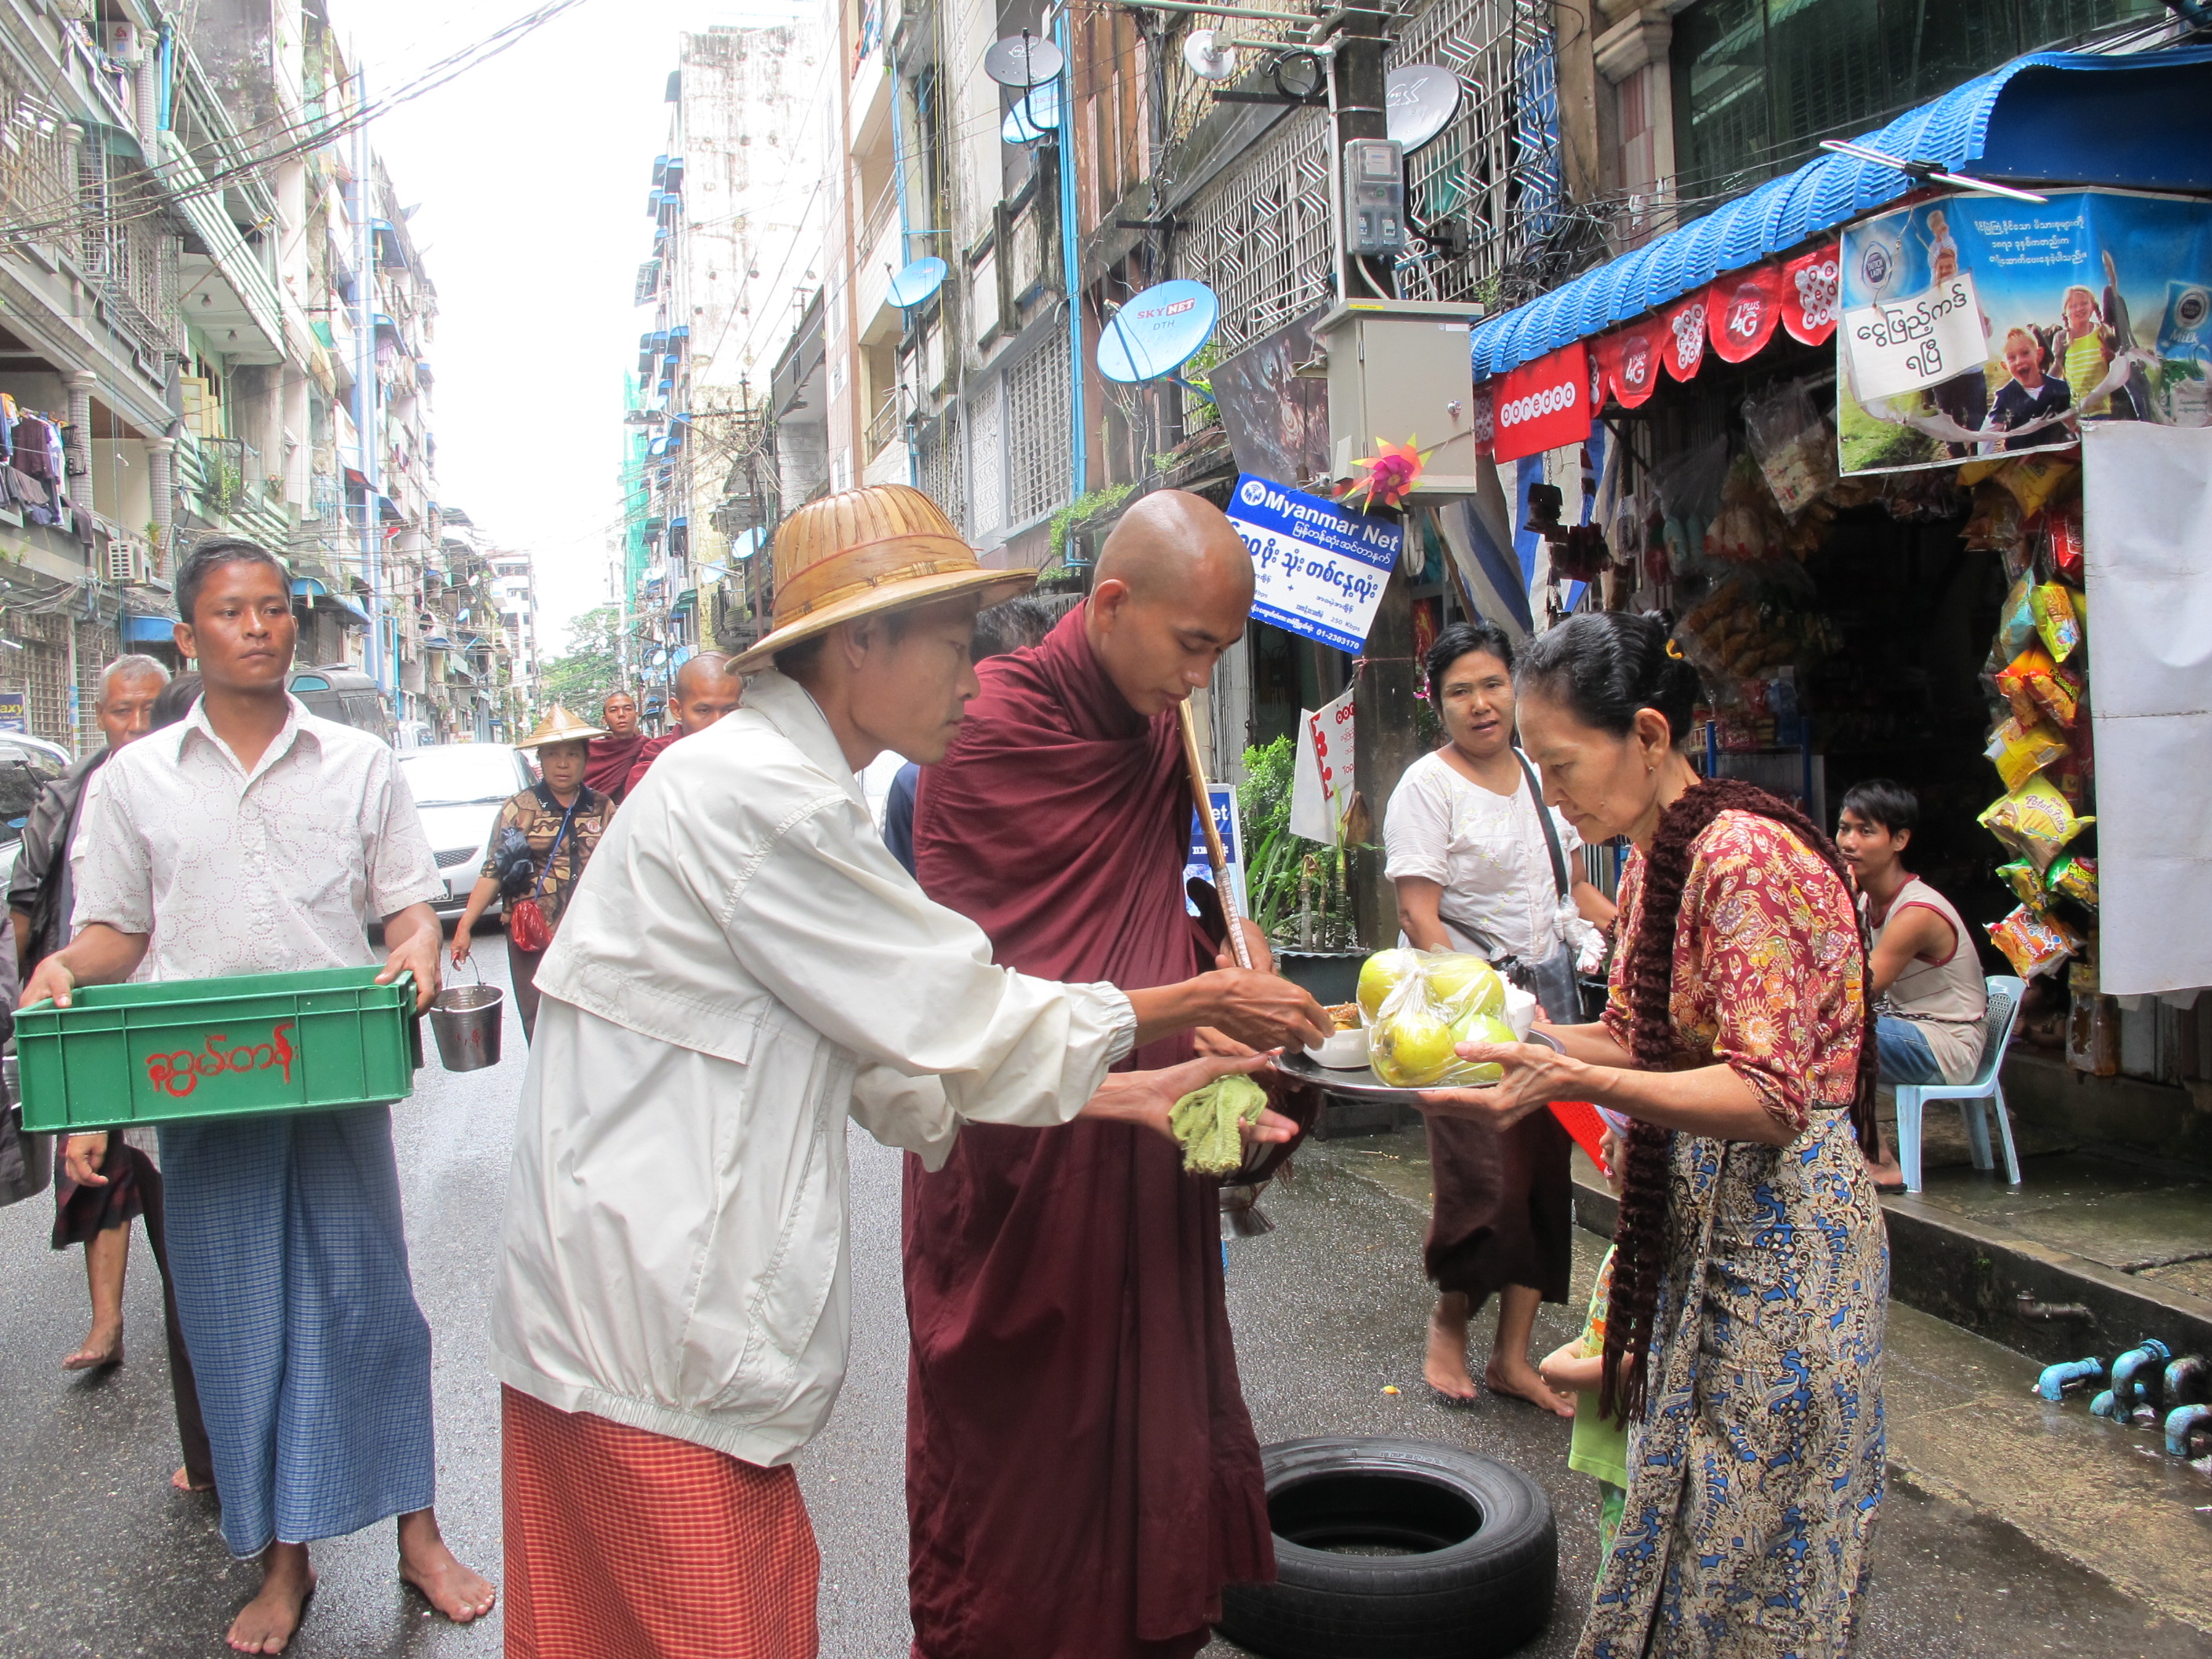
left=865, top=392, right=901, bottom=457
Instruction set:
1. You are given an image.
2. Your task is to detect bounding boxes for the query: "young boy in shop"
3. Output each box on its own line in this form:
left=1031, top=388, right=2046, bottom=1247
left=1538, top=1124, right=1629, bottom=1577
left=1835, top=778, right=1989, bottom=1189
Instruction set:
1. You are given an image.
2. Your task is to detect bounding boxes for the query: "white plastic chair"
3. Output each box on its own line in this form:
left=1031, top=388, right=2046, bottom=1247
left=1895, top=975, right=2027, bottom=1196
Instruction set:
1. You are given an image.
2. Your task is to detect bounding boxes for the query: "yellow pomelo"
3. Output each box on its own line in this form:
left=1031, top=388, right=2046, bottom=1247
left=1357, top=949, right=1421, bottom=1021
left=1372, top=1009, right=1460, bottom=1088
left=1424, top=954, right=1507, bottom=1016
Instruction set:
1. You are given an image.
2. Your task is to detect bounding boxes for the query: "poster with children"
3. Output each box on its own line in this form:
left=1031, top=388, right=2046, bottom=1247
left=1836, top=189, right=2212, bottom=475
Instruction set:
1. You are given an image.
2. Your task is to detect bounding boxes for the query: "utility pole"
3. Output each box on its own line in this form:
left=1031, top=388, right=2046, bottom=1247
left=1330, top=3, right=1421, bottom=948
left=352, top=71, right=385, bottom=709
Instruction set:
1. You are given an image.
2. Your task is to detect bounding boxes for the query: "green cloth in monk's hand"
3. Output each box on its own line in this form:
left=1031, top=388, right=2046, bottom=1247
left=1170, top=1073, right=1268, bottom=1175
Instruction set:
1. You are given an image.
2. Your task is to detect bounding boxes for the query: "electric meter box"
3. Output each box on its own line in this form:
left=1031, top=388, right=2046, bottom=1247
left=1342, top=138, right=1406, bottom=257
left=1313, top=299, right=1485, bottom=499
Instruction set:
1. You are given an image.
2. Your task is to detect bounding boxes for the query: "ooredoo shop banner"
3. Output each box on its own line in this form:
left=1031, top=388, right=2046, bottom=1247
left=1490, top=341, right=1591, bottom=464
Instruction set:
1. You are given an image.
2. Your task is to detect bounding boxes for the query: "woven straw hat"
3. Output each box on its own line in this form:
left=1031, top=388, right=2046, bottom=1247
left=515, top=703, right=606, bottom=750
left=732, top=484, right=1035, bottom=672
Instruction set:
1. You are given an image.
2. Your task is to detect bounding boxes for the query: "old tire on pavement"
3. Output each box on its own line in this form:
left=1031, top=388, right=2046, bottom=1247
left=1216, top=1436, right=1557, bottom=1659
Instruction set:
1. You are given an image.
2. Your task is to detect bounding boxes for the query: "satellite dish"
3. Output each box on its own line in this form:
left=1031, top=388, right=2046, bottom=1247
left=886, top=257, right=948, bottom=308
left=1097, top=279, right=1219, bottom=383
left=983, top=32, right=1063, bottom=88
left=1386, top=64, right=1461, bottom=152
left=1817, top=138, right=2049, bottom=204
left=1001, top=79, right=1061, bottom=144
left=1184, top=28, right=1238, bottom=82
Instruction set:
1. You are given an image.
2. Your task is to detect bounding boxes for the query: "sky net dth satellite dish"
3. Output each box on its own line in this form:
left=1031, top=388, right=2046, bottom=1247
left=983, top=31, right=1063, bottom=88
left=1183, top=28, right=1237, bottom=82
left=1002, top=79, right=1062, bottom=144
left=1097, top=279, right=1219, bottom=384
left=886, top=257, right=948, bottom=308
left=1385, top=64, right=1461, bottom=152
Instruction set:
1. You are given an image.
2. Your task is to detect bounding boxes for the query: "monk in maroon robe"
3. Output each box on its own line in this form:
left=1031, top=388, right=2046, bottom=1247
left=584, top=689, right=645, bottom=800
left=906, top=491, right=1308, bottom=1659
left=624, top=653, right=742, bottom=795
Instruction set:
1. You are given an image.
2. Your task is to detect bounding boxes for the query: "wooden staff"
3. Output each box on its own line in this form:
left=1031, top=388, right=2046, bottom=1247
left=1177, top=698, right=1254, bottom=971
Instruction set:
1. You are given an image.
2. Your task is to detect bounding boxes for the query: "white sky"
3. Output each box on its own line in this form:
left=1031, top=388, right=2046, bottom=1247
left=337, top=0, right=815, bottom=654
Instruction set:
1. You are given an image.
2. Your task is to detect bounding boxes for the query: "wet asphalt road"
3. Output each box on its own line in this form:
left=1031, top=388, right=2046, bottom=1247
left=2, top=932, right=2208, bottom=1658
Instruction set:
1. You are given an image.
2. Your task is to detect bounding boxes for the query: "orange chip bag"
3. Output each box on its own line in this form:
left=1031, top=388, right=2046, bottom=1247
left=1995, top=645, right=2082, bottom=728
left=1989, top=904, right=2081, bottom=980
left=1979, top=775, right=2092, bottom=872
left=1984, top=716, right=2067, bottom=793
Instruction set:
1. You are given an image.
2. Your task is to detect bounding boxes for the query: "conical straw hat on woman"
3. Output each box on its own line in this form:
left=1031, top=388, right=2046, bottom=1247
left=732, top=484, right=1035, bottom=672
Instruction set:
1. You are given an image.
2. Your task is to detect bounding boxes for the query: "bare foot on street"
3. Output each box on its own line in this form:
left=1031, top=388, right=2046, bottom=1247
left=61, top=1325, right=123, bottom=1371
left=1423, top=1298, right=1478, bottom=1401
left=226, top=1542, right=314, bottom=1654
left=173, top=1465, right=214, bottom=1493
left=397, top=1509, right=496, bottom=1624
left=1485, top=1356, right=1576, bottom=1417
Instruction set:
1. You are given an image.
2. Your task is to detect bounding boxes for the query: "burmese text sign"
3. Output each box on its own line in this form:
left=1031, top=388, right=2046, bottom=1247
left=1228, top=474, right=1401, bottom=653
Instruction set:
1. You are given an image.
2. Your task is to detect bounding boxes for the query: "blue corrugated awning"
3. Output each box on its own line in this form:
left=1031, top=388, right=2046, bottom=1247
left=1469, top=44, right=2212, bottom=382
left=290, top=577, right=371, bottom=624
left=123, top=613, right=174, bottom=643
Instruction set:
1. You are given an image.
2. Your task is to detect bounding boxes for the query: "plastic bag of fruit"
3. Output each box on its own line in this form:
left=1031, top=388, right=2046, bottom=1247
left=1357, top=948, right=1520, bottom=1089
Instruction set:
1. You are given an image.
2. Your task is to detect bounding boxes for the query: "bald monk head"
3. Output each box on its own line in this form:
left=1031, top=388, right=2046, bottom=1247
left=669, top=651, right=742, bottom=737
left=1084, top=489, right=1254, bottom=718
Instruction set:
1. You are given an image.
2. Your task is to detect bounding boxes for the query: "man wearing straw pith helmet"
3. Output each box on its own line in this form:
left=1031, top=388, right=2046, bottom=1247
left=490, top=483, right=1328, bottom=1654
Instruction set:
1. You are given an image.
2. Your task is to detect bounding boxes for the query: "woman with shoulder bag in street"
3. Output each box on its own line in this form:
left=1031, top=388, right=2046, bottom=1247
left=452, top=706, right=615, bottom=1042
left=1383, top=620, right=1617, bottom=1411
left=1423, top=611, right=1887, bottom=1658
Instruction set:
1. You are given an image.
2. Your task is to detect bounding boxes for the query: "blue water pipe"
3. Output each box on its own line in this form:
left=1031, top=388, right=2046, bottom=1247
left=2034, top=1356, right=2104, bottom=1402
left=2089, top=1388, right=2120, bottom=1419
left=2163, top=1402, right=2212, bottom=1457
left=2108, top=1339, right=2171, bottom=1417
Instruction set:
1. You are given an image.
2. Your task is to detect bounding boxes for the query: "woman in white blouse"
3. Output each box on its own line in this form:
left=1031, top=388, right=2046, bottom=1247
left=1384, top=621, right=1617, bottom=1410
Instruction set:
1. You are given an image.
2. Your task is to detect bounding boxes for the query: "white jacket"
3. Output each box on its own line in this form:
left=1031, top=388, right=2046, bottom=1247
left=489, top=670, right=1136, bottom=1464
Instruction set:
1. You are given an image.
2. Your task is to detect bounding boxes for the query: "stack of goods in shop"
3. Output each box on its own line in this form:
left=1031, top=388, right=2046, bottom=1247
left=1673, top=563, right=1840, bottom=752
left=1965, top=460, right=2108, bottom=1071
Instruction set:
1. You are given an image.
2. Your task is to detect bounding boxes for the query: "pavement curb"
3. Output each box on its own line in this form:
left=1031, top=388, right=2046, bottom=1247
left=1569, top=1166, right=2212, bottom=1365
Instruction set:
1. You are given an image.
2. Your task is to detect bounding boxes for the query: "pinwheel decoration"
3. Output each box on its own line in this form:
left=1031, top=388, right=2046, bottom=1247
left=1348, top=436, right=1426, bottom=512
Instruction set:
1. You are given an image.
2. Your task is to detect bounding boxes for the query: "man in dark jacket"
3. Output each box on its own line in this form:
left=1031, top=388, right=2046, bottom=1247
left=7, top=651, right=211, bottom=1492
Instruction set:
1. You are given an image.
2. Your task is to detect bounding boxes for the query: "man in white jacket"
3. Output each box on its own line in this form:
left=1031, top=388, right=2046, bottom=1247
left=493, top=484, right=1326, bottom=1657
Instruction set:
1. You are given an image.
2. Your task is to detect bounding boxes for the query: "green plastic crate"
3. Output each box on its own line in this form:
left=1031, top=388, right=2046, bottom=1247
left=16, top=966, right=423, bottom=1133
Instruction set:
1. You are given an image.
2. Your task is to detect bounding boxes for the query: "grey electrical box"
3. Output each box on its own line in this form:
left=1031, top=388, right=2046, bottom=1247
left=1342, top=138, right=1405, bottom=258
left=1313, top=298, right=1485, bottom=499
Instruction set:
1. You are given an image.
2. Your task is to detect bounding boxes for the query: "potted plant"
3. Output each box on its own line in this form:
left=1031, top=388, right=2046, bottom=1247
left=1237, top=736, right=1365, bottom=1005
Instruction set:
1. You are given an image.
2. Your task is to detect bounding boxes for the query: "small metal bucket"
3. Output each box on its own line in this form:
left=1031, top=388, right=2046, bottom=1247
left=428, top=958, right=503, bottom=1073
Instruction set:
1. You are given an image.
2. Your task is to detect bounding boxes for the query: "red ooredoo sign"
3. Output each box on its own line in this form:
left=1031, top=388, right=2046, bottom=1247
left=1489, top=341, right=1591, bottom=464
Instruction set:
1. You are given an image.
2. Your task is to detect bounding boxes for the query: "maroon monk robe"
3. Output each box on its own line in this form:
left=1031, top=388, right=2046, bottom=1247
left=623, top=731, right=679, bottom=796
left=583, top=732, right=644, bottom=800
left=905, top=607, right=1274, bottom=1659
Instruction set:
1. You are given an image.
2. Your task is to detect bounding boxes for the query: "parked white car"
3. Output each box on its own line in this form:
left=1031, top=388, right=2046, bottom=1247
left=0, top=729, right=77, bottom=895
left=397, top=743, right=535, bottom=917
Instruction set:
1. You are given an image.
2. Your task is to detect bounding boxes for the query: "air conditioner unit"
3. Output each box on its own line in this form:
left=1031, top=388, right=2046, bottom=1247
left=106, top=537, right=155, bottom=584
left=104, top=21, right=141, bottom=63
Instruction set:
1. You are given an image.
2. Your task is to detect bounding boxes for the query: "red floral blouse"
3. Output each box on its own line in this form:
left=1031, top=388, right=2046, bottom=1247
left=1600, top=809, right=1866, bottom=1133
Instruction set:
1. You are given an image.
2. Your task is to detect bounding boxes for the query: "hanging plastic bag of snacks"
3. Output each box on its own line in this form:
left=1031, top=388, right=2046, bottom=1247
left=1984, top=716, right=2068, bottom=793
left=1979, top=775, right=2093, bottom=872
left=1989, top=904, right=2082, bottom=980
left=2044, top=854, right=2099, bottom=908
left=2030, top=582, right=2085, bottom=662
left=1741, top=379, right=1836, bottom=518
left=1994, top=644, right=2083, bottom=728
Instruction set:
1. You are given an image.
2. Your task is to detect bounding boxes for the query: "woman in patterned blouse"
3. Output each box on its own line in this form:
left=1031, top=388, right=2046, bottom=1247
left=453, top=708, right=617, bottom=1040
left=1422, top=612, right=1886, bottom=1659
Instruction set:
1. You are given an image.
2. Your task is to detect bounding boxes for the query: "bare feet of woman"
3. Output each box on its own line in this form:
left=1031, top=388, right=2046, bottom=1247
left=1484, top=1356, right=1576, bottom=1417
left=397, top=1508, right=496, bottom=1624
left=61, top=1324, right=123, bottom=1372
left=226, top=1542, right=314, bottom=1654
left=1422, top=1296, right=1478, bottom=1401
left=172, top=1465, right=215, bottom=1493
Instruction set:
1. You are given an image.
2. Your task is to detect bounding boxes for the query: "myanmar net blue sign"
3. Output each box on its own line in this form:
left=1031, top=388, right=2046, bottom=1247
left=1226, top=474, right=1401, bottom=653
left=1183, top=786, right=1247, bottom=917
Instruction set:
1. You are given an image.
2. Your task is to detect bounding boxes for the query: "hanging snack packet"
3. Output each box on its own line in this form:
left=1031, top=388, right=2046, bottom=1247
left=1979, top=775, right=2092, bottom=871
left=1994, top=453, right=2078, bottom=519
left=1996, top=860, right=2044, bottom=906
left=2048, top=504, right=2085, bottom=582
left=1994, top=575, right=2038, bottom=661
left=1995, top=644, right=2082, bottom=729
left=2045, top=854, right=2099, bottom=908
left=1989, top=905, right=2082, bottom=980
left=1984, top=715, right=2068, bottom=792
left=2031, top=582, right=2084, bottom=662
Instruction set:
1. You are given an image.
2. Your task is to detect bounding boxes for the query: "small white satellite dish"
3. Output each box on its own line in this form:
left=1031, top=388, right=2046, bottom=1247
left=1097, top=279, right=1219, bottom=383
left=886, top=257, right=948, bottom=308
left=1817, top=137, right=2049, bottom=204
left=1386, top=64, right=1461, bottom=153
left=1002, top=79, right=1062, bottom=144
left=1184, top=29, right=1238, bottom=83
left=983, top=32, right=1064, bottom=89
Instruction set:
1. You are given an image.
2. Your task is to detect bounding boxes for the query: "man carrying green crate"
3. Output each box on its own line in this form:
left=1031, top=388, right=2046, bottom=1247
left=20, top=538, right=495, bottom=1656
